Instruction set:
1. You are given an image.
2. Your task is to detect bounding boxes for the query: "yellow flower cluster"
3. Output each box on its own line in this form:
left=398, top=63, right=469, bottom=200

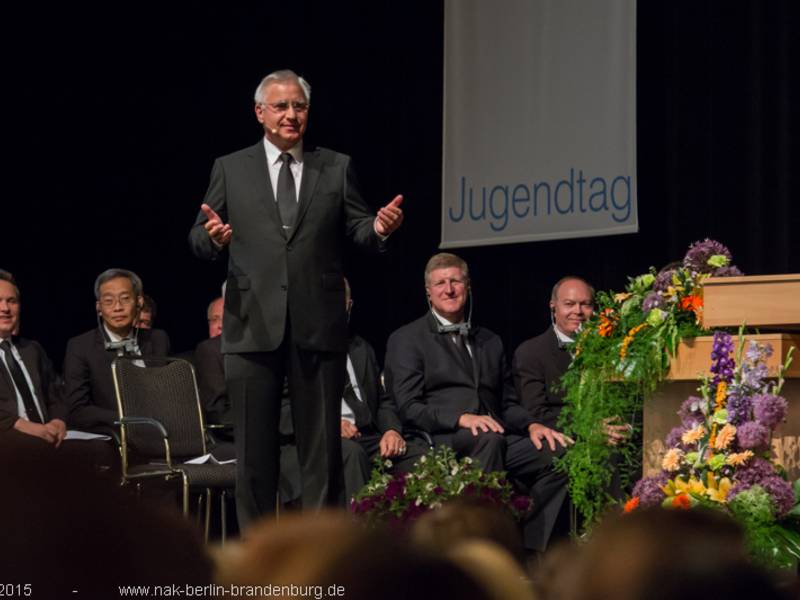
left=662, top=472, right=732, bottom=504
left=619, top=323, right=648, bottom=360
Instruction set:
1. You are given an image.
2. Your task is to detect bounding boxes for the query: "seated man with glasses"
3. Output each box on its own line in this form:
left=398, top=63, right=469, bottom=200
left=64, top=268, right=170, bottom=435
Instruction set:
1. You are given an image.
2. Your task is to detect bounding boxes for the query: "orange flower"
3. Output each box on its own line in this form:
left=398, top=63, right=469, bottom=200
left=672, top=494, right=691, bottom=510
left=680, top=294, right=704, bottom=323
left=624, top=497, right=640, bottom=513
left=715, top=381, right=728, bottom=408
left=620, top=323, right=648, bottom=359
left=598, top=308, right=617, bottom=337
left=680, top=294, right=703, bottom=311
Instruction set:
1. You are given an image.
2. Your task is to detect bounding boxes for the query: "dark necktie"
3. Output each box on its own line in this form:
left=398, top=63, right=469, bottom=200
left=343, top=377, right=371, bottom=428
left=0, top=340, right=43, bottom=423
left=455, top=334, right=474, bottom=381
left=277, top=152, right=298, bottom=231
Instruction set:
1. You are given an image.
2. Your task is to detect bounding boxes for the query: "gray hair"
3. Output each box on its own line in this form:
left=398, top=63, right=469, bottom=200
left=94, top=268, right=143, bottom=300
left=424, top=253, right=470, bottom=286
left=254, top=69, right=311, bottom=104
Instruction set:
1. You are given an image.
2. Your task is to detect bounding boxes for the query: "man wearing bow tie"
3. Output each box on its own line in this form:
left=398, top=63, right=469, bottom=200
left=384, top=253, right=569, bottom=552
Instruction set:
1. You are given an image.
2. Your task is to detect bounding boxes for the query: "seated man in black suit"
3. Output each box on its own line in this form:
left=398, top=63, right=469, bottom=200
left=340, top=279, right=426, bottom=500
left=64, top=268, right=170, bottom=435
left=0, top=270, right=68, bottom=447
left=385, top=253, right=570, bottom=553
left=513, top=276, right=631, bottom=498
left=195, top=295, right=228, bottom=427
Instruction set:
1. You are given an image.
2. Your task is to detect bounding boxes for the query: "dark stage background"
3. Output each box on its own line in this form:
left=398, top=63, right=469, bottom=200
left=5, top=1, right=798, bottom=370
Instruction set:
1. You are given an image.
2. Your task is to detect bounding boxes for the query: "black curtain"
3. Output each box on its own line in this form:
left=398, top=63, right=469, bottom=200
left=4, top=1, right=797, bottom=368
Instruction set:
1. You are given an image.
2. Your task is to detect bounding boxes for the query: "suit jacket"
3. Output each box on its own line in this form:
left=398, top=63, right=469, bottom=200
left=0, top=338, right=67, bottom=431
left=63, top=327, right=170, bottom=432
left=346, top=334, right=402, bottom=435
left=188, top=141, right=383, bottom=354
left=384, top=313, right=534, bottom=435
left=512, top=326, right=572, bottom=429
left=194, top=335, right=228, bottom=425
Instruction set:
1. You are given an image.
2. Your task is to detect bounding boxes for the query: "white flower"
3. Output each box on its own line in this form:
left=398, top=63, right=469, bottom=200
left=457, top=482, right=464, bottom=494
left=419, top=455, right=427, bottom=463
left=451, top=466, right=459, bottom=476
left=415, top=498, right=422, bottom=506
left=425, top=482, right=434, bottom=492
left=463, top=457, right=473, bottom=465
left=384, top=459, right=393, bottom=468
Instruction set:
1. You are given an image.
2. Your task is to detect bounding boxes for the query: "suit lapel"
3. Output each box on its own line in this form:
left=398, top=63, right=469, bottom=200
left=289, top=148, right=322, bottom=243
left=247, top=141, right=287, bottom=239
left=14, top=340, right=48, bottom=422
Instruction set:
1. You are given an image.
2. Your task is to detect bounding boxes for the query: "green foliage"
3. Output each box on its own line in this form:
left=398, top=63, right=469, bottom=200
left=556, top=266, right=705, bottom=525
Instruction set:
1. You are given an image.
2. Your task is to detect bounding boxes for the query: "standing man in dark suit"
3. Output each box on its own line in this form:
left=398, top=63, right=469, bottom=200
left=385, top=253, right=569, bottom=553
left=340, top=279, right=425, bottom=500
left=0, top=270, right=68, bottom=447
left=64, top=269, right=170, bottom=435
left=189, top=69, right=404, bottom=525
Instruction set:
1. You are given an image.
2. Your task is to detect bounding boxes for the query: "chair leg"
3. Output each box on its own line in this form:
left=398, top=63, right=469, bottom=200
left=220, top=490, right=227, bottom=546
left=182, top=473, right=190, bottom=518
left=196, top=494, right=204, bottom=528
left=204, top=489, right=212, bottom=544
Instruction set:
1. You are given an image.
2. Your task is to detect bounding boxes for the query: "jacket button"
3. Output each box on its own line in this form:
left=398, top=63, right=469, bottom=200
left=281, top=285, right=288, bottom=291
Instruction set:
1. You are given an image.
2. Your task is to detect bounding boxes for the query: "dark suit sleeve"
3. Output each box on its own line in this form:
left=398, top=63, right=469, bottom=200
left=362, top=342, right=402, bottom=434
left=188, top=158, right=227, bottom=261
left=513, top=341, right=552, bottom=424
left=152, top=330, right=171, bottom=356
left=33, top=341, right=68, bottom=423
left=63, top=338, right=116, bottom=430
left=385, top=329, right=462, bottom=433
left=497, top=348, right=535, bottom=434
left=195, top=339, right=229, bottom=425
left=342, top=157, right=385, bottom=253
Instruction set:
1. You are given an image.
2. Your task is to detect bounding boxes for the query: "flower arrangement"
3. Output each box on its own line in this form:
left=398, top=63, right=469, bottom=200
left=558, top=239, right=743, bottom=525
left=350, top=445, right=532, bottom=529
left=626, top=330, right=799, bottom=568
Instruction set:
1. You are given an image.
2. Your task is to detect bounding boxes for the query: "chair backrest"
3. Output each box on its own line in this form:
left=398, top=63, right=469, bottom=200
left=112, top=357, right=207, bottom=461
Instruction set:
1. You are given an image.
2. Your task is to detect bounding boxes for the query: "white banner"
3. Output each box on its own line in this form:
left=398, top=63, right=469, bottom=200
left=441, top=0, right=638, bottom=248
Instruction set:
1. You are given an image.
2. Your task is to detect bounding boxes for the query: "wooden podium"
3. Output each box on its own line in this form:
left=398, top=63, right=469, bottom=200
left=643, top=274, right=800, bottom=480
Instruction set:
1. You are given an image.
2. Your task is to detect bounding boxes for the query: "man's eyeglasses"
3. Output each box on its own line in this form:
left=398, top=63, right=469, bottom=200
left=99, top=295, right=135, bottom=308
left=260, top=101, right=309, bottom=114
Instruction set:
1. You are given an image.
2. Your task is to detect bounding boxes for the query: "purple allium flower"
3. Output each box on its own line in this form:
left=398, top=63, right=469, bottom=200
left=632, top=473, right=669, bottom=508
left=654, top=269, right=677, bottom=293
left=678, top=396, right=705, bottom=423
left=726, top=390, right=753, bottom=425
left=752, top=394, right=788, bottom=429
left=683, top=239, right=734, bottom=274
left=734, top=457, right=777, bottom=486
left=713, top=265, right=744, bottom=277
left=665, top=426, right=688, bottom=449
left=642, top=291, right=665, bottom=313
left=736, top=421, right=771, bottom=450
left=759, top=476, right=796, bottom=517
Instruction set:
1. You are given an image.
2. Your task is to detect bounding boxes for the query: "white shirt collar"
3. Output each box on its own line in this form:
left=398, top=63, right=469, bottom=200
left=431, top=309, right=462, bottom=328
left=263, top=136, right=303, bottom=166
left=553, top=325, right=575, bottom=346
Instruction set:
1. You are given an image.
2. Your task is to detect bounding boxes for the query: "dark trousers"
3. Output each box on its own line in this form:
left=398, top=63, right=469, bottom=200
left=341, top=430, right=428, bottom=501
left=226, top=338, right=346, bottom=529
left=434, top=429, right=568, bottom=552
